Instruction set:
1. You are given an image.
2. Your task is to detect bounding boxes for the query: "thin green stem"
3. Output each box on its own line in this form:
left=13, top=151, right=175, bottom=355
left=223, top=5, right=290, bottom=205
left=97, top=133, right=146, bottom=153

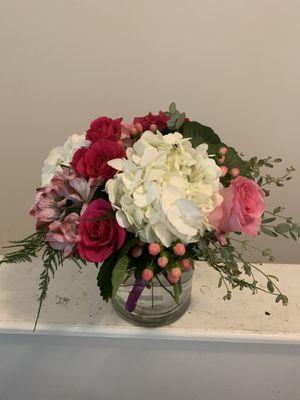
left=155, top=275, right=176, bottom=301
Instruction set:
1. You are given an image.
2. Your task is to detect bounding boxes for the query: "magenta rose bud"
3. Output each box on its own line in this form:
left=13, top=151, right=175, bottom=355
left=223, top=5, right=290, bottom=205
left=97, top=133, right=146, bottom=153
left=220, top=166, right=228, bottom=177
left=142, top=268, right=154, bottom=282
left=131, top=246, right=143, bottom=258
left=209, top=176, right=265, bottom=237
left=148, top=243, right=161, bottom=256
left=231, top=167, right=240, bottom=177
left=181, top=258, right=192, bottom=271
left=219, top=146, right=228, bottom=155
left=218, top=155, right=225, bottom=164
left=173, top=243, right=186, bottom=256
left=77, top=199, right=126, bottom=263
left=157, top=256, right=168, bottom=268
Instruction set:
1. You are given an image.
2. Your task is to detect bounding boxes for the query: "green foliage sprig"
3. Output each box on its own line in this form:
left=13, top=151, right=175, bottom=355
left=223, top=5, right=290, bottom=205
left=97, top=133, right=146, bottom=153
left=261, top=207, right=300, bottom=240
left=0, top=232, right=44, bottom=265
left=192, top=234, right=289, bottom=305
left=34, top=246, right=64, bottom=331
left=248, top=156, right=295, bottom=196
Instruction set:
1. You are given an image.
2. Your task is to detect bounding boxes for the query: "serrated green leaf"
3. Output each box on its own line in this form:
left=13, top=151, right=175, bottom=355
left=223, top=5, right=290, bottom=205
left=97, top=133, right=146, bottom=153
left=182, top=121, right=221, bottom=148
left=111, top=254, right=129, bottom=297
left=97, top=254, right=117, bottom=301
left=224, top=147, right=249, bottom=175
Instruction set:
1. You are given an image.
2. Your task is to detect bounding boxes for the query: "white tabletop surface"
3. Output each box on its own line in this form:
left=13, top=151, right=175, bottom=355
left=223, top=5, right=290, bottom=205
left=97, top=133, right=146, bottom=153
left=0, top=258, right=299, bottom=343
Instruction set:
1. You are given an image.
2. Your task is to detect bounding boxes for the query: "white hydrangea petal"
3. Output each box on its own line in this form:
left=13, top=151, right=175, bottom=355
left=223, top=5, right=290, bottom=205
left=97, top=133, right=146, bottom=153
left=153, top=222, right=174, bottom=247
left=116, top=210, right=131, bottom=229
left=107, top=158, right=124, bottom=171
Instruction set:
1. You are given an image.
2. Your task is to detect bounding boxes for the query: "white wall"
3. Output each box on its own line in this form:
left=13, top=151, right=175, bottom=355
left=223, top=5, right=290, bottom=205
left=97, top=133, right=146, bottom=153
left=0, top=0, right=299, bottom=262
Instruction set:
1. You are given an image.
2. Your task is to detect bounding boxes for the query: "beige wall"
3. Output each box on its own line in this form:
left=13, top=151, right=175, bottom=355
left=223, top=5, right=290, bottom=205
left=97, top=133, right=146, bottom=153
left=0, top=0, right=299, bottom=263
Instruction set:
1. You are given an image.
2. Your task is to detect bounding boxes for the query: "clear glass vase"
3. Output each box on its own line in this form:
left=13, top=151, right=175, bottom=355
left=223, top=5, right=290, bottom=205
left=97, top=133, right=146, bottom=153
left=111, top=269, right=193, bottom=327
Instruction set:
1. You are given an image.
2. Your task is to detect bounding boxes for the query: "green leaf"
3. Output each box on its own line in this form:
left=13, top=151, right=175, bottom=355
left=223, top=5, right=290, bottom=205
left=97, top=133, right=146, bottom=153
left=290, top=231, right=297, bottom=241
left=169, top=102, right=176, bottom=114
left=173, top=282, right=181, bottom=304
left=175, top=112, right=186, bottom=130
left=261, top=227, right=278, bottom=237
left=111, top=254, right=129, bottom=297
left=97, top=254, right=118, bottom=302
left=182, top=121, right=221, bottom=148
left=274, top=223, right=290, bottom=234
left=224, top=147, right=249, bottom=176
left=243, top=263, right=252, bottom=276
left=273, top=206, right=282, bottom=214
left=262, top=217, right=276, bottom=224
left=267, top=280, right=274, bottom=293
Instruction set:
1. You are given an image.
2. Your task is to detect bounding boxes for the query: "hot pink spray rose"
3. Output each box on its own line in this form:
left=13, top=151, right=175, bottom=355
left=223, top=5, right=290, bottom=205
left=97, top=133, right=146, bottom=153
left=209, top=176, right=265, bottom=237
left=77, top=199, right=126, bottom=263
left=45, top=213, right=80, bottom=257
left=71, top=139, right=125, bottom=181
left=86, top=116, right=123, bottom=143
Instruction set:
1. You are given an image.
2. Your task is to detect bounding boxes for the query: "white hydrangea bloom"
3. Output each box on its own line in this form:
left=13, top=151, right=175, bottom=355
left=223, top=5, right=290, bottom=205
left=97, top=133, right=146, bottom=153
left=106, top=131, right=222, bottom=247
left=41, top=133, right=90, bottom=186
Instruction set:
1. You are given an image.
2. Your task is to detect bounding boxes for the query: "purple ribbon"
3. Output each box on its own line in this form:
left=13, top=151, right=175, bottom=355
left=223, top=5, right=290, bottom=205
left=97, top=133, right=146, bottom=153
left=125, top=279, right=146, bottom=312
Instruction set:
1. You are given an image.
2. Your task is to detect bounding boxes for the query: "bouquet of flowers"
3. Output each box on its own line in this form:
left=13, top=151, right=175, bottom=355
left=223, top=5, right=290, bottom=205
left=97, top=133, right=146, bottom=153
left=1, top=103, right=299, bottom=328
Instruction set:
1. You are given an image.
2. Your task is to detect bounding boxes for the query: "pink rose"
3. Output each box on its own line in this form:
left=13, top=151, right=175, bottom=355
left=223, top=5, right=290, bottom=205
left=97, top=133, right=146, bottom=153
left=71, top=139, right=125, bottom=181
left=86, top=116, right=122, bottom=143
left=133, top=111, right=170, bottom=131
left=209, top=176, right=265, bottom=237
left=45, top=213, right=80, bottom=258
left=77, top=199, right=126, bottom=262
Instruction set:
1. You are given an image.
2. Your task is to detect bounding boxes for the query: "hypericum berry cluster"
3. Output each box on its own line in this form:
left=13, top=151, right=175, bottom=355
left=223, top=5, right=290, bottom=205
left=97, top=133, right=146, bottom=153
left=132, top=242, right=193, bottom=285
left=129, top=122, right=158, bottom=138
left=217, top=146, right=240, bottom=178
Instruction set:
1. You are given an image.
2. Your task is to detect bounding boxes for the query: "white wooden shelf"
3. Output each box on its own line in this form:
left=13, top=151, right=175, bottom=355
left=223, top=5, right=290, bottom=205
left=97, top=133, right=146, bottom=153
left=0, top=258, right=299, bottom=344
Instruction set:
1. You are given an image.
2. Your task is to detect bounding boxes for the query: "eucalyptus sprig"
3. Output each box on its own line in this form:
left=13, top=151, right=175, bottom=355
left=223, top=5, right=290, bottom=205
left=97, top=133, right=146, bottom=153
left=165, top=102, right=186, bottom=131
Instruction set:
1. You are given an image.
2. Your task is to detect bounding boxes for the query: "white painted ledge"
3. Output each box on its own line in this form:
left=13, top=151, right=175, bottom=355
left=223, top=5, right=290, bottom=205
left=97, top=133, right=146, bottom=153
left=0, top=258, right=300, bottom=344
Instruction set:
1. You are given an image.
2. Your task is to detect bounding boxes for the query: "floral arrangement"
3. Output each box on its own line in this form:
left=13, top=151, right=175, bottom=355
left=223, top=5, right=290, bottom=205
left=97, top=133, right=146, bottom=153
left=1, top=103, right=299, bottom=329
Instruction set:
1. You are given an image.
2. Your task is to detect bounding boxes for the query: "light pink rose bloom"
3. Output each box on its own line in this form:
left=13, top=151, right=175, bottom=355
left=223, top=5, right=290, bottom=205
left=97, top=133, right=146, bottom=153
left=45, top=213, right=80, bottom=257
left=209, top=176, right=265, bottom=237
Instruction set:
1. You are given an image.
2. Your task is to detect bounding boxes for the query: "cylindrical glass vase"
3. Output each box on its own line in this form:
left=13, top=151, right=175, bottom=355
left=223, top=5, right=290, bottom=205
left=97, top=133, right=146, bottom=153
left=112, top=269, right=193, bottom=327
